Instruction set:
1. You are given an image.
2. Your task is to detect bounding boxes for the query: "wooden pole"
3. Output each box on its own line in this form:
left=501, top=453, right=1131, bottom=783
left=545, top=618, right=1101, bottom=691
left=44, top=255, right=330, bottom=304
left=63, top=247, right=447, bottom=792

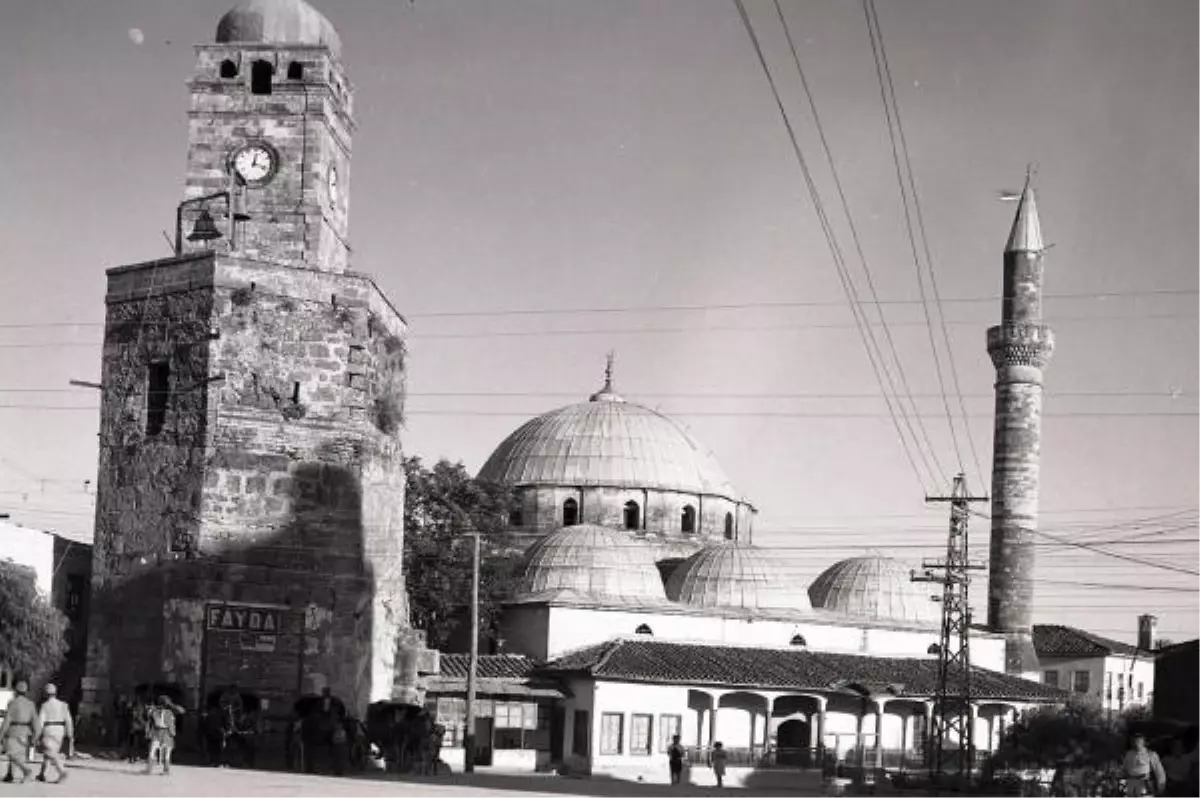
left=463, top=531, right=480, bottom=773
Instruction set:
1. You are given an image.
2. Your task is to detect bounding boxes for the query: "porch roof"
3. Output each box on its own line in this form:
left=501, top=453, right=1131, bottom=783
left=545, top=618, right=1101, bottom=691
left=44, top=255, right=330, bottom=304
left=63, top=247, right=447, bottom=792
left=542, top=638, right=1067, bottom=703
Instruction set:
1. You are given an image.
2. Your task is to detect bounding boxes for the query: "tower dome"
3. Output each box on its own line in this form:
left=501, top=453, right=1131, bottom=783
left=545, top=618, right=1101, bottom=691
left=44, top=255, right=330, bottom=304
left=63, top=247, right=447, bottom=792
left=808, top=556, right=938, bottom=625
left=515, top=524, right=668, bottom=603
left=666, top=543, right=811, bottom=611
left=216, top=0, right=342, bottom=57
left=478, top=371, right=738, bottom=499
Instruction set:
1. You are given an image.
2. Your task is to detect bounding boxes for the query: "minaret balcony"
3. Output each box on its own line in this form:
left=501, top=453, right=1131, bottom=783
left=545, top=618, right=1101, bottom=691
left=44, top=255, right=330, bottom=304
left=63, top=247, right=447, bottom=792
left=987, top=323, right=1054, bottom=370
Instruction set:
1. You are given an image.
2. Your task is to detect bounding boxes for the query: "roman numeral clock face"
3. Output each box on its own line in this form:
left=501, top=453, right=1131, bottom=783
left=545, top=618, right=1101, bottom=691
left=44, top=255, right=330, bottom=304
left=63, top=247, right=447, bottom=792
left=231, top=143, right=277, bottom=186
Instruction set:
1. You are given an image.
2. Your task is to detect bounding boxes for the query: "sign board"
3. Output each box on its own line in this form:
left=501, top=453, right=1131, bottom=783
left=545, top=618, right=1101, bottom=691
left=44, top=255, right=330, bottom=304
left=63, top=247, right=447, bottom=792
left=206, top=603, right=282, bottom=634
left=244, top=634, right=278, bottom=653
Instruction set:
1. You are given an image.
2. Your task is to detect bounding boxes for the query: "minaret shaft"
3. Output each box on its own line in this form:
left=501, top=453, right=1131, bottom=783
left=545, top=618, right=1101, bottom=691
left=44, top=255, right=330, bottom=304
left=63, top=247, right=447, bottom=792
left=986, top=184, right=1053, bottom=676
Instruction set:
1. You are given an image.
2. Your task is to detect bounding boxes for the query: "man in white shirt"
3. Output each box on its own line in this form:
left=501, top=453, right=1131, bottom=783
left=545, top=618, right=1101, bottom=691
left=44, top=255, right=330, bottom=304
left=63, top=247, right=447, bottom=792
left=1123, top=734, right=1166, bottom=797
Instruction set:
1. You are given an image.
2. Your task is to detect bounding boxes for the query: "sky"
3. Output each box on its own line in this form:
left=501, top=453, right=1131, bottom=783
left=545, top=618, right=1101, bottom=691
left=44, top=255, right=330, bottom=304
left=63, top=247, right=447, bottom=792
left=0, top=0, right=1196, bottom=645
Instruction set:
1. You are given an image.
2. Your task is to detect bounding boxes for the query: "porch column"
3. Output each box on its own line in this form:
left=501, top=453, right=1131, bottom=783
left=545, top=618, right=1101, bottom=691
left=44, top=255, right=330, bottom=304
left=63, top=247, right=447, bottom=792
left=873, top=697, right=890, bottom=773
left=814, top=697, right=828, bottom=761
left=900, top=709, right=910, bottom=770
left=966, top=703, right=980, bottom=776
left=923, top=701, right=934, bottom=766
left=986, top=712, right=996, bottom=752
left=708, top=706, right=718, bottom=751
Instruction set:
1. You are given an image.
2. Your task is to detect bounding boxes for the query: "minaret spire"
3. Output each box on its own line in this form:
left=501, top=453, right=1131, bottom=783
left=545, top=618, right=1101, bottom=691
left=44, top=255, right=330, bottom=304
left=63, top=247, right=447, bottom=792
left=605, top=350, right=615, bottom=391
left=1005, top=169, right=1044, bottom=253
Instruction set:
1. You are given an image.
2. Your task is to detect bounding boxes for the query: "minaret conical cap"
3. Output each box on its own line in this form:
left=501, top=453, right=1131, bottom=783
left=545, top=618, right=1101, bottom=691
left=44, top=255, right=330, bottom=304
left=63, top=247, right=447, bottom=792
left=1005, top=176, right=1044, bottom=253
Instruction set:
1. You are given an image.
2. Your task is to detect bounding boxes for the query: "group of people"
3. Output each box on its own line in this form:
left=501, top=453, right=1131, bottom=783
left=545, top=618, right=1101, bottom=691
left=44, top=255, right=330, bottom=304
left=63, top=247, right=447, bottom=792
left=0, top=681, right=73, bottom=785
left=665, top=735, right=730, bottom=788
left=1051, top=731, right=1199, bottom=797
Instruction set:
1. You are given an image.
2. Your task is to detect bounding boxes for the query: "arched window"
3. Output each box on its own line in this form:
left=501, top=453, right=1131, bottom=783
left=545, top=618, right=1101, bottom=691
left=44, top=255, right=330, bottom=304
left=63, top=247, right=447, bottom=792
left=508, top=506, right=523, bottom=527
left=681, top=505, right=696, bottom=534
left=286, top=61, right=304, bottom=81
left=927, top=643, right=941, bottom=656
left=562, top=498, right=578, bottom=527
left=635, top=624, right=653, bottom=636
left=250, top=60, right=274, bottom=95
left=623, top=500, right=640, bottom=531
left=724, top=512, right=734, bottom=540
left=219, top=59, right=238, bottom=79
left=789, top=634, right=807, bottom=647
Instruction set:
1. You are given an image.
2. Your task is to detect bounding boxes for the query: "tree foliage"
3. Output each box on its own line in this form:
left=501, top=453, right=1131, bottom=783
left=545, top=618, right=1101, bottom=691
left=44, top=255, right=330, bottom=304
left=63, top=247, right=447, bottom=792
left=0, top=560, right=69, bottom=685
left=402, top=456, right=521, bottom=651
left=991, top=697, right=1144, bottom=770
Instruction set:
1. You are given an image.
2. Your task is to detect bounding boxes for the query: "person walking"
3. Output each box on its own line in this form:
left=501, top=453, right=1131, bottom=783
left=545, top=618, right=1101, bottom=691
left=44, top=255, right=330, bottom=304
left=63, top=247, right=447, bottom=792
left=709, top=741, right=728, bottom=788
left=1122, top=733, right=1166, bottom=797
left=0, top=680, right=41, bottom=784
left=36, top=684, right=73, bottom=784
left=667, top=734, right=687, bottom=785
left=144, top=695, right=179, bottom=776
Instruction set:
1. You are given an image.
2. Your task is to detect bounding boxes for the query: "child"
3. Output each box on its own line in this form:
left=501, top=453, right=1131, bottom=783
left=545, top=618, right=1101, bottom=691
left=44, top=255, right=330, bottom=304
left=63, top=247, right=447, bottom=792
left=144, top=696, right=179, bottom=776
left=709, top=741, right=728, bottom=788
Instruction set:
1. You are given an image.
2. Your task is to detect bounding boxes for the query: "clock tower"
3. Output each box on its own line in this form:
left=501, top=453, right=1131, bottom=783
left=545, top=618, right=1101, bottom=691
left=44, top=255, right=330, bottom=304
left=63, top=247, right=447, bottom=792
left=181, top=0, right=352, bottom=271
left=80, top=0, right=436, bottom=729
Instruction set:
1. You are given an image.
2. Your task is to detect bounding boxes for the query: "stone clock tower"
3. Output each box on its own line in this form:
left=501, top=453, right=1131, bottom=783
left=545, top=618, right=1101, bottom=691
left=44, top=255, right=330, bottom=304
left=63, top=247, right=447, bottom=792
left=81, top=0, right=435, bottom=727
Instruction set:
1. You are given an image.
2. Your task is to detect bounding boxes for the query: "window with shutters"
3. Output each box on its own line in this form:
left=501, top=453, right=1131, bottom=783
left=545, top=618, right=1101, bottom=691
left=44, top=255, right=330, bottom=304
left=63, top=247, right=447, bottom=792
left=1073, top=670, right=1091, bottom=694
left=631, top=714, right=653, bottom=755
left=600, top=713, right=623, bottom=755
left=658, top=714, right=682, bottom=752
left=1043, top=670, right=1059, bottom=688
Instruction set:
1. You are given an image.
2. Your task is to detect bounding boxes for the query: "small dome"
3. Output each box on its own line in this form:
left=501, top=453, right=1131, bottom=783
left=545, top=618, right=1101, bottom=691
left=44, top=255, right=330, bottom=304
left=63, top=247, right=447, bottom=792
left=216, top=0, right=342, bottom=57
left=666, top=543, right=811, bottom=611
left=808, top=556, right=938, bottom=625
left=515, top=525, right=667, bottom=603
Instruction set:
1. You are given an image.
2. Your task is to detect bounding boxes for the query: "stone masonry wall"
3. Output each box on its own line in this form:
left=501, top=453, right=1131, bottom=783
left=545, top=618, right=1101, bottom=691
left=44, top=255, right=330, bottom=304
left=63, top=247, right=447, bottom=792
left=82, top=253, right=412, bottom=722
left=987, top=246, right=1054, bottom=675
left=516, top=484, right=752, bottom=548
left=182, top=44, right=352, bottom=272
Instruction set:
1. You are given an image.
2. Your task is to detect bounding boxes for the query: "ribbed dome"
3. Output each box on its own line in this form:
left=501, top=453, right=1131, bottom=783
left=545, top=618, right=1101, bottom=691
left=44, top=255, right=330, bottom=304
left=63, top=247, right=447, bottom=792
left=478, top=377, right=739, bottom=499
left=515, top=525, right=667, bottom=603
left=808, top=556, right=938, bottom=625
left=216, top=0, right=342, bottom=57
left=666, top=544, right=811, bottom=611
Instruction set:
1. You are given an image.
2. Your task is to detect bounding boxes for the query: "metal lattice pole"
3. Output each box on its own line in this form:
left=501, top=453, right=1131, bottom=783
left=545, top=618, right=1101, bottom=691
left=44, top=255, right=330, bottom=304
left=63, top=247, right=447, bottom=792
left=913, top=474, right=987, bottom=788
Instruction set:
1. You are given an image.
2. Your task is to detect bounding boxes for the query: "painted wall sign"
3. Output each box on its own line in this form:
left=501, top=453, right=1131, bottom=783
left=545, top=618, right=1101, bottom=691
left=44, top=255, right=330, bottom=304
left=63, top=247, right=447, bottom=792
left=206, top=603, right=282, bottom=634
left=243, top=634, right=278, bottom=653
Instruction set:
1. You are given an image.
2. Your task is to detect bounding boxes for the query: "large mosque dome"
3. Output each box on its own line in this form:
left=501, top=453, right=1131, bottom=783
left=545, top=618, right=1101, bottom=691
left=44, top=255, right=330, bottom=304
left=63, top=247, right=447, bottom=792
left=216, top=0, right=342, bottom=57
left=514, top=525, right=668, bottom=603
left=665, top=543, right=811, bottom=612
left=478, top=373, right=738, bottom=500
left=808, top=556, right=939, bottom=625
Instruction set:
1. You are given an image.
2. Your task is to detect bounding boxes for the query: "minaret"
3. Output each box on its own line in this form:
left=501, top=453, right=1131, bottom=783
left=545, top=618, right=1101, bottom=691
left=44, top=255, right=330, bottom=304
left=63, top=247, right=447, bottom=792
left=986, top=175, right=1054, bottom=676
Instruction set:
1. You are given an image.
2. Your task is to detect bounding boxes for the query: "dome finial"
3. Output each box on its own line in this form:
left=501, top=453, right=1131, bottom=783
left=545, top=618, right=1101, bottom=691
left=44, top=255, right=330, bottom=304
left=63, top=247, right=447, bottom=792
left=589, top=351, right=625, bottom=403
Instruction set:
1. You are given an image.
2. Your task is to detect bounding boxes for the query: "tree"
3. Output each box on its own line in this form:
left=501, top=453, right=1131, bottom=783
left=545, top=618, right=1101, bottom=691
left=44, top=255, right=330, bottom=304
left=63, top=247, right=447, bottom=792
left=991, top=697, right=1151, bottom=771
left=0, top=560, right=69, bottom=685
left=402, top=456, right=521, bottom=651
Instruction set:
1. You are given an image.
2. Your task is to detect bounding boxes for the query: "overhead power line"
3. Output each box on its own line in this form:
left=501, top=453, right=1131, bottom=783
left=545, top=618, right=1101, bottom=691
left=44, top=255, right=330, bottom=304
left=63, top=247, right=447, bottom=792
left=751, top=0, right=945, bottom=491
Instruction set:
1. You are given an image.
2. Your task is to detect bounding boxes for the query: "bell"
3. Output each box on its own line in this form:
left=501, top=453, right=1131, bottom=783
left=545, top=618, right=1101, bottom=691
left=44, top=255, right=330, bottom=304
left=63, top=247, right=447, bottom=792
left=187, top=208, right=224, bottom=243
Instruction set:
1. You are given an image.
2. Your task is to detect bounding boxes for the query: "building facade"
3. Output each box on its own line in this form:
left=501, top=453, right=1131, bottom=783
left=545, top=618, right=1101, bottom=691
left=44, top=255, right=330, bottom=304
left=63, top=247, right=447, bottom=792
left=80, top=0, right=430, bottom=726
left=1033, top=624, right=1156, bottom=715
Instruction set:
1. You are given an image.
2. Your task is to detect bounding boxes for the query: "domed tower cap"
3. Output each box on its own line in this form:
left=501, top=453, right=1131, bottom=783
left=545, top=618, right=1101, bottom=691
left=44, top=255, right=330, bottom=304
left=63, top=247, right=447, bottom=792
left=216, top=0, right=342, bottom=57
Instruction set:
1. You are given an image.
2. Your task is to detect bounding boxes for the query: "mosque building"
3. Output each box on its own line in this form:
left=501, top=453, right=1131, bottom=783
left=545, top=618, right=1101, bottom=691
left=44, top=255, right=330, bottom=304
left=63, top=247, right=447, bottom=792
left=438, top=195, right=1069, bottom=780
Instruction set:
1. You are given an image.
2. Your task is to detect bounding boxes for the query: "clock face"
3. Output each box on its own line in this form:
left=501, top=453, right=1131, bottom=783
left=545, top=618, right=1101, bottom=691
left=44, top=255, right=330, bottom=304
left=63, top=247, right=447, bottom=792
left=232, top=144, right=276, bottom=185
left=327, top=164, right=340, bottom=207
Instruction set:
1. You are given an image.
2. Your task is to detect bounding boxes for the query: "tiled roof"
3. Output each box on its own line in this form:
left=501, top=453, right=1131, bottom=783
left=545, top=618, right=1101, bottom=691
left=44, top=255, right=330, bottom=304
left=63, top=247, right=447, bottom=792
left=544, top=639, right=1066, bottom=703
left=437, top=654, right=540, bottom=680
left=1033, top=624, right=1142, bottom=659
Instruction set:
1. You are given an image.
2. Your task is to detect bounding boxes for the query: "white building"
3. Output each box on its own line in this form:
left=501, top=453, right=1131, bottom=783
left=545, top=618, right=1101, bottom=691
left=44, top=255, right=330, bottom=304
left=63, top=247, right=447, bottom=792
left=1033, top=623, right=1157, bottom=714
left=427, top=525, right=1066, bottom=785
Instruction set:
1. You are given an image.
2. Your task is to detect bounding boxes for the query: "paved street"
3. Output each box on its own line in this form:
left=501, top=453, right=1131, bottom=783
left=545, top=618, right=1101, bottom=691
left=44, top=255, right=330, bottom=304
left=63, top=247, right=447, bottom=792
left=1, top=758, right=825, bottom=797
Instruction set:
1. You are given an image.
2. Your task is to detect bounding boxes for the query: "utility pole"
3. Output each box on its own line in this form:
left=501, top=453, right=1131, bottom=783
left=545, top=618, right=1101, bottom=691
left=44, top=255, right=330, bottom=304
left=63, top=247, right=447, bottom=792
left=463, top=530, right=481, bottom=773
left=913, top=473, right=987, bottom=789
